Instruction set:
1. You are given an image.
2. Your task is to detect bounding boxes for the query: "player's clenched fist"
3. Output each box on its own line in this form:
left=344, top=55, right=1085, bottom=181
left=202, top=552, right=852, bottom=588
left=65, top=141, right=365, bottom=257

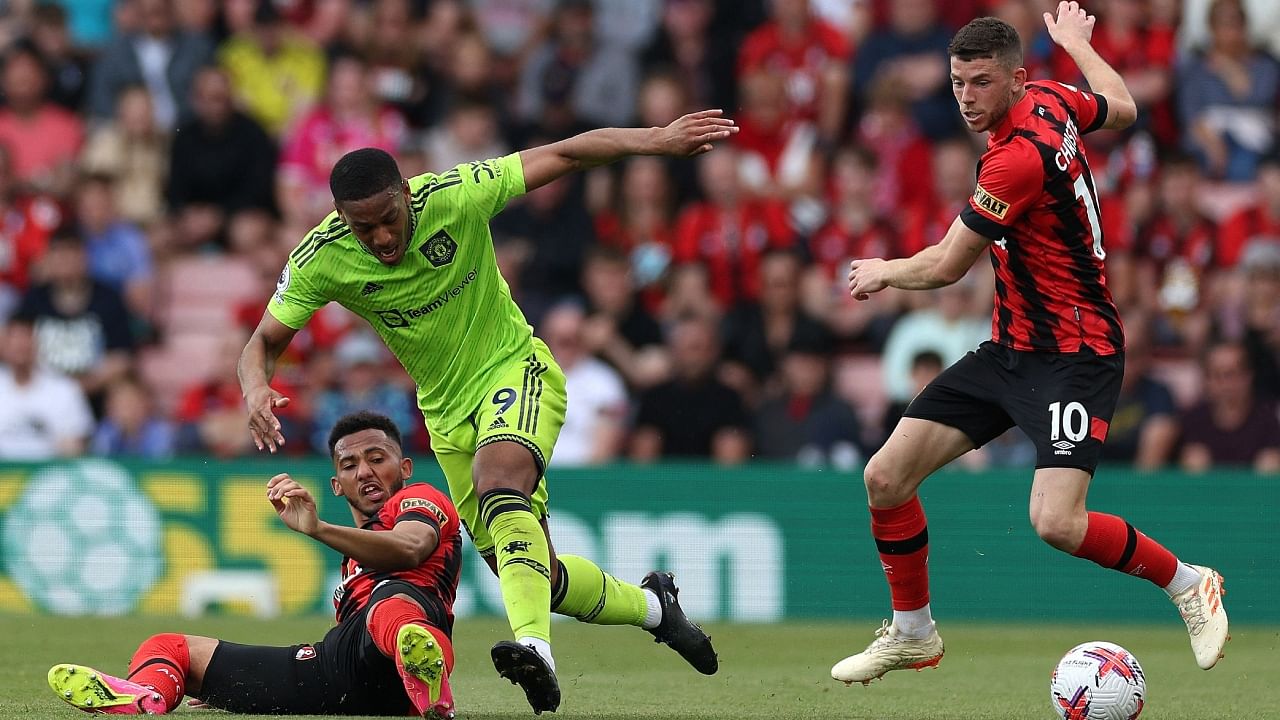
left=245, top=386, right=291, bottom=453
left=848, top=257, right=891, bottom=301
left=655, top=109, right=739, bottom=157
left=267, top=472, right=319, bottom=536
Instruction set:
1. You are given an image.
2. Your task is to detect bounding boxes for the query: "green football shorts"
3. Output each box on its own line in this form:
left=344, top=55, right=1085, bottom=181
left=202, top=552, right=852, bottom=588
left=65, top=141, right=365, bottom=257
left=430, top=337, right=566, bottom=557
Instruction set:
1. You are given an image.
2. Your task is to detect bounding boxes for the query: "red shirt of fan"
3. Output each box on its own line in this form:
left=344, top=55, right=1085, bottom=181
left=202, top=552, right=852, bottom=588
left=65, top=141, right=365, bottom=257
left=333, top=482, right=462, bottom=628
left=959, top=81, right=1124, bottom=355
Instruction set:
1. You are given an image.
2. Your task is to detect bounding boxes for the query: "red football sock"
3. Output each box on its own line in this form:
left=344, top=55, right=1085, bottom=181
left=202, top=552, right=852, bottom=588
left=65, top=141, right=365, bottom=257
left=871, top=496, right=931, bottom=611
left=368, top=597, right=454, bottom=673
left=126, top=633, right=189, bottom=712
left=1071, top=511, right=1179, bottom=587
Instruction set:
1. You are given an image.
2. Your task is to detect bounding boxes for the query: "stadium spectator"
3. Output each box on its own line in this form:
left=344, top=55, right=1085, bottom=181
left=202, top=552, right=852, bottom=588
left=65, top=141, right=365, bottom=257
left=721, top=248, right=828, bottom=393
left=73, top=173, right=155, bottom=321
left=633, top=72, right=701, bottom=208
left=277, top=53, right=408, bottom=227
left=641, top=0, right=737, bottom=111
left=87, top=0, right=215, bottom=129
left=853, top=75, right=936, bottom=216
left=754, top=325, right=863, bottom=468
left=593, top=156, right=676, bottom=264
left=80, top=86, right=170, bottom=226
left=516, top=0, right=640, bottom=133
left=879, top=349, right=944, bottom=446
left=490, top=158, right=597, bottom=300
left=90, top=376, right=175, bottom=458
left=879, top=279, right=988, bottom=404
left=631, top=314, right=751, bottom=463
left=367, top=0, right=447, bottom=129
left=1177, top=0, right=1280, bottom=181
left=28, top=3, right=91, bottom=112
left=0, top=143, right=61, bottom=320
left=802, top=145, right=903, bottom=348
left=0, top=318, right=94, bottom=460
left=1099, top=311, right=1179, bottom=469
left=167, top=66, right=277, bottom=250
left=852, top=0, right=959, bottom=140
left=175, top=329, right=302, bottom=458
left=672, top=147, right=795, bottom=309
left=900, top=137, right=979, bottom=256
left=1230, top=239, right=1280, bottom=399
left=1180, top=0, right=1280, bottom=77
left=578, top=245, right=666, bottom=389
left=1218, top=151, right=1280, bottom=268
left=422, top=100, right=510, bottom=174
left=0, top=42, right=83, bottom=196
left=732, top=69, right=825, bottom=232
left=738, top=0, right=851, bottom=143
left=1179, top=340, right=1280, bottom=471
left=434, top=30, right=510, bottom=123
left=48, top=411, right=461, bottom=720
left=1128, top=153, right=1221, bottom=345
left=13, top=233, right=134, bottom=411
left=469, top=0, right=556, bottom=59
left=542, top=302, right=629, bottom=466
left=309, top=331, right=418, bottom=456
left=217, top=0, right=326, bottom=137
left=593, top=0, right=663, bottom=53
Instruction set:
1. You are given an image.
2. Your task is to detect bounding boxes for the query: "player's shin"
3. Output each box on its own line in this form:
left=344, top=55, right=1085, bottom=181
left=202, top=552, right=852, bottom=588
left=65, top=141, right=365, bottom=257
left=125, top=633, right=190, bottom=713
left=551, top=555, right=649, bottom=627
left=481, top=488, right=553, bottom=646
left=871, top=497, right=933, bottom=637
left=368, top=597, right=454, bottom=671
left=1070, top=511, right=1179, bottom=587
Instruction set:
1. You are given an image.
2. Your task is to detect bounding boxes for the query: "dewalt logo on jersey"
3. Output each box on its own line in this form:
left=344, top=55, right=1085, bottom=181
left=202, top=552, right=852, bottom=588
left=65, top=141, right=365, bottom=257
left=374, top=269, right=478, bottom=329
left=973, top=183, right=1010, bottom=220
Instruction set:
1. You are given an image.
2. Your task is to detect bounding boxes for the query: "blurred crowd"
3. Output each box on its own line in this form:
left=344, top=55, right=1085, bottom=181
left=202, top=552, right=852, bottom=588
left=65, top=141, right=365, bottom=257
left=0, top=0, right=1278, bottom=472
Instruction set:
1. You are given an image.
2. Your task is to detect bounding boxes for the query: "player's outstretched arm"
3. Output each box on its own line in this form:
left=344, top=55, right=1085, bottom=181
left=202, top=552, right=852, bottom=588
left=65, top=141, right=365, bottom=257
left=268, top=474, right=440, bottom=570
left=239, top=312, right=298, bottom=453
left=1044, top=1, right=1137, bottom=130
left=518, top=110, right=738, bottom=192
left=848, top=217, right=990, bottom=299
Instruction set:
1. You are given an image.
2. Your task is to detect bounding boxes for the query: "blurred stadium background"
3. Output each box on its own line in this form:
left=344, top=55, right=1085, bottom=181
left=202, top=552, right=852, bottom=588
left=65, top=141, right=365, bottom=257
left=0, top=0, right=1278, bottom=717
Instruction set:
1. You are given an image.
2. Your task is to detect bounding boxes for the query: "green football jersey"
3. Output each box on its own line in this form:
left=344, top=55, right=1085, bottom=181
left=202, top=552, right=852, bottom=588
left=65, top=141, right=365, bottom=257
left=269, top=153, right=533, bottom=434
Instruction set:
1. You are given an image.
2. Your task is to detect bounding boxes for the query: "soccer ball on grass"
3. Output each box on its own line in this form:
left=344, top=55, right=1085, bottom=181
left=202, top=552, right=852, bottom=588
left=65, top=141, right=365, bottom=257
left=1049, top=641, right=1145, bottom=720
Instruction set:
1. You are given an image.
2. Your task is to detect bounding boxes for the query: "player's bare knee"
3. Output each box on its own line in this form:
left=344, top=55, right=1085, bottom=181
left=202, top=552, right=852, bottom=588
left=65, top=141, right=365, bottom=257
left=863, top=452, right=910, bottom=504
left=1032, top=512, right=1085, bottom=552
left=182, top=636, right=219, bottom=695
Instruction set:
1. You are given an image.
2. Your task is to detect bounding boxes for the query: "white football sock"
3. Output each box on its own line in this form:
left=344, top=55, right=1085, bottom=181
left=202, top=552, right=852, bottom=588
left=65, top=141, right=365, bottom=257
left=518, top=636, right=555, bottom=672
left=642, top=589, right=663, bottom=630
left=892, top=605, right=935, bottom=639
left=1164, top=563, right=1202, bottom=598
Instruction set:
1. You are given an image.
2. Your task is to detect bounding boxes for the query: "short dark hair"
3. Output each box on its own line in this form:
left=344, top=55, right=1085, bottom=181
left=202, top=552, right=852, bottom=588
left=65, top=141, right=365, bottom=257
left=327, top=410, right=404, bottom=458
left=911, top=350, right=945, bottom=371
left=948, top=17, right=1023, bottom=70
left=329, top=148, right=403, bottom=204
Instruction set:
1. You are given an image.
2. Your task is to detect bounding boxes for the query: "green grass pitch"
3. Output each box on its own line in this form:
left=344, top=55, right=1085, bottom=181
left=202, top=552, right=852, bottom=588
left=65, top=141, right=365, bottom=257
left=2, top=615, right=1276, bottom=719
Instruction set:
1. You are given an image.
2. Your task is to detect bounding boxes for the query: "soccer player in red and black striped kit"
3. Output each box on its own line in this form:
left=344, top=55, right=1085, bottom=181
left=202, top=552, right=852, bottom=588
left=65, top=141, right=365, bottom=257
left=47, top=412, right=461, bottom=718
left=833, top=2, right=1229, bottom=685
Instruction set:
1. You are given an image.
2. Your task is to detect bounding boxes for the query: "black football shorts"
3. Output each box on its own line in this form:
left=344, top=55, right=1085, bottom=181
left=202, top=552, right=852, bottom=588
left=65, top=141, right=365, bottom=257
left=903, top=341, right=1124, bottom=474
left=196, top=580, right=447, bottom=715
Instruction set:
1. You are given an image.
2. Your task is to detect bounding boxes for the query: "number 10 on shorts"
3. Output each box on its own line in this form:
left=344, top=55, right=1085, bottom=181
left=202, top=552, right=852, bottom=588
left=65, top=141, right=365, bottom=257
left=1048, top=401, right=1089, bottom=443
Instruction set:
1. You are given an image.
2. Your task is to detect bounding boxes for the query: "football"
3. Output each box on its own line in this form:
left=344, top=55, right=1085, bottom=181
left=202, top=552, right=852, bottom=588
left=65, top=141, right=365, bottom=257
left=1050, top=641, right=1146, bottom=720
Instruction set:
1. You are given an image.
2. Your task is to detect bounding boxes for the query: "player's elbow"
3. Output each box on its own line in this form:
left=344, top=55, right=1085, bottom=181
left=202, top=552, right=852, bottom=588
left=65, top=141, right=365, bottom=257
left=1107, top=100, right=1138, bottom=131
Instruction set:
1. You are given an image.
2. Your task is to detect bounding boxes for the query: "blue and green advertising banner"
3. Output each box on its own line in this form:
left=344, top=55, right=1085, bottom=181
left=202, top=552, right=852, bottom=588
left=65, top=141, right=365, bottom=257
left=0, top=460, right=1275, bottom=622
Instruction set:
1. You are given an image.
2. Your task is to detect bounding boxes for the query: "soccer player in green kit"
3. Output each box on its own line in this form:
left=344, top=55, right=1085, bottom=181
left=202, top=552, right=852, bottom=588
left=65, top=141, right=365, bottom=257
left=239, top=110, right=736, bottom=714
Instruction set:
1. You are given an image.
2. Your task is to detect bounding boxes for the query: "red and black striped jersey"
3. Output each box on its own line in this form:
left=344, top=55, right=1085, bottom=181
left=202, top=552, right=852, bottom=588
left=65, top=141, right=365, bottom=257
left=333, top=482, right=462, bottom=627
left=959, top=81, right=1124, bottom=355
